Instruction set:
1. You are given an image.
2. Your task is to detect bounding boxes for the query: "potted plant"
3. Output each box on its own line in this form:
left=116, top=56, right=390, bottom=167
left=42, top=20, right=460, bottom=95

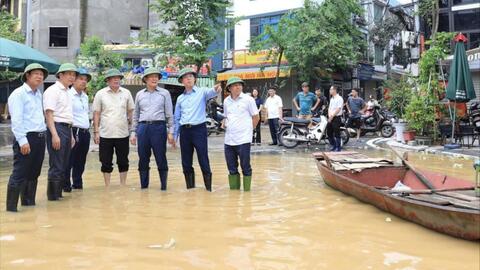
left=404, top=94, right=436, bottom=142
left=383, top=77, right=412, bottom=142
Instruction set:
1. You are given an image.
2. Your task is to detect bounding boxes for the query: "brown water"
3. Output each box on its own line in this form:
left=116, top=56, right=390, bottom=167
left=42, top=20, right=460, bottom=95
left=0, top=146, right=478, bottom=270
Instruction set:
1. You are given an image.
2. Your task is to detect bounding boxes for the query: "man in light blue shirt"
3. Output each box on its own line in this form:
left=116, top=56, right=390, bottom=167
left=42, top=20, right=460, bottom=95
left=6, top=63, right=48, bottom=212
left=174, top=68, right=222, bottom=191
left=64, top=68, right=91, bottom=191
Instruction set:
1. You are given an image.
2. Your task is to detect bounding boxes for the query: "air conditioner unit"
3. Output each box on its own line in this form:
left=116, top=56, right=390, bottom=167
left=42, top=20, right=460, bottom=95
left=222, top=59, right=233, bottom=69
left=141, top=58, right=153, bottom=67
left=223, top=50, right=233, bottom=60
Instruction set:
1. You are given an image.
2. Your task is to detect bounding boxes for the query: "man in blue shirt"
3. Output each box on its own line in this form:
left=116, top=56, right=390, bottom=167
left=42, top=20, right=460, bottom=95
left=64, top=68, right=91, bottom=191
left=6, top=63, right=48, bottom=212
left=174, top=68, right=222, bottom=191
left=293, top=82, right=320, bottom=120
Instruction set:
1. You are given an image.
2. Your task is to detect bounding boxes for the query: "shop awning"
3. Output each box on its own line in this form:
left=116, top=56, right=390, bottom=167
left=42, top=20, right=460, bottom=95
left=217, top=66, right=290, bottom=81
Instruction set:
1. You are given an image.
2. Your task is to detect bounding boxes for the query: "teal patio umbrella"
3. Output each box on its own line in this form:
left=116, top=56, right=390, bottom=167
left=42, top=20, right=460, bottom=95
left=0, top=37, right=60, bottom=73
left=445, top=33, right=476, bottom=148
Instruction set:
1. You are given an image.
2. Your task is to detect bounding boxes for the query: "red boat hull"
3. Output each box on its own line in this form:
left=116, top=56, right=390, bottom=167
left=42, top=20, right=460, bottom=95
left=317, top=163, right=480, bottom=241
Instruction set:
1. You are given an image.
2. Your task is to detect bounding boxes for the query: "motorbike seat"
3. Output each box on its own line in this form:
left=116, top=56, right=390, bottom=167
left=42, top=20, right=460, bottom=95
left=284, top=117, right=311, bottom=124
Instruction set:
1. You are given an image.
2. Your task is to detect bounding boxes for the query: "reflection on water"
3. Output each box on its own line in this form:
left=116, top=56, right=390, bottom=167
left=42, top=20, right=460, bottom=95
left=0, top=147, right=478, bottom=269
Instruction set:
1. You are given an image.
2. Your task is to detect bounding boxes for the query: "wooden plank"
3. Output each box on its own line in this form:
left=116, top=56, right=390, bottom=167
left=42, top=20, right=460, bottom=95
left=407, top=194, right=451, bottom=205
left=437, top=191, right=480, bottom=202
left=430, top=194, right=480, bottom=210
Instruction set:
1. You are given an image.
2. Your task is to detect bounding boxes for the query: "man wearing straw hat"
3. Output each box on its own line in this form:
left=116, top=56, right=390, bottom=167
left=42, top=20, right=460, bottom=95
left=6, top=63, right=48, bottom=212
left=130, top=67, right=175, bottom=190
left=92, top=68, right=134, bottom=186
left=43, top=63, right=78, bottom=201
left=223, top=77, right=259, bottom=191
left=173, top=67, right=222, bottom=191
left=64, top=68, right=92, bottom=191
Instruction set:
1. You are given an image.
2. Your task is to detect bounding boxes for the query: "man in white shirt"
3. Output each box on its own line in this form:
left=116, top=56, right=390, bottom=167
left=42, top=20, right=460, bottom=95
left=65, top=68, right=91, bottom=191
left=44, top=63, right=77, bottom=201
left=263, top=85, right=283, bottom=146
left=327, top=85, right=344, bottom=152
left=223, top=77, right=259, bottom=191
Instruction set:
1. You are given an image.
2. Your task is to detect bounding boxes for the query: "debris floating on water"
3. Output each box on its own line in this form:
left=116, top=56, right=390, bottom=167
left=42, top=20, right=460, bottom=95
left=452, top=163, right=463, bottom=169
left=385, top=217, right=392, bottom=222
left=0, top=235, right=15, bottom=241
left=40, top=225, right=52, bottom=228
left=148, top=238, right=176, bottom=249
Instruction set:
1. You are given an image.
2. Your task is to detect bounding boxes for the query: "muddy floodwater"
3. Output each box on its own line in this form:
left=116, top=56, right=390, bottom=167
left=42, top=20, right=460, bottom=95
left=0, top=144, right=478, bottom=269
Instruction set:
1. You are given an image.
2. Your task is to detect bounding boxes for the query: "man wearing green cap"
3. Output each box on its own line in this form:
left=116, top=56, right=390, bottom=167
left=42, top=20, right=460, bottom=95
left=64, top=68, right=92, bottom=191
left=6, top=63, right=48, bottom=212
left=92, top=68, right=134, bottom=186
left=130, top=67, right=174, bottom=190
left=223, top=77, right=259, bottom=191
left=43, top=63, right=77, bottom=201
left=173, top=67, right=222, bottom=191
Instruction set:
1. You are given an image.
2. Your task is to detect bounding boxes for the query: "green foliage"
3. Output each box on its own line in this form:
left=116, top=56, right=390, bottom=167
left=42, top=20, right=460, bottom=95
left=369, top=16, right=404, bottom=48
left=0, top=11, right=25, bottom=81
left=418, top=0, right=439, bottom=38
left=251, top=0, right=364, bottom=82
left=149, top=0, right=237, bottom=72
left=404, top=94, right=435, bottom=134
left=383, top=76, right=412, bottom=119
left=76, top=36, right=123, bottom=99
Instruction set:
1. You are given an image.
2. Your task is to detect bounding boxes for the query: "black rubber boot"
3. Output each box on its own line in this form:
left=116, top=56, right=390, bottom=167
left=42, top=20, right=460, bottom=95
left=56, top=181, right=63, bottom=198
left=6, top=185, right=21, bottom=212
left=47, top=180, right=62, bottom=201
left=139, top=170, right=150, bottom=189
left=203, top=173, right=212, bottom=192
left=21, top=180, right=37, bottom=206
left=183, top=171, right=195, bottom=189
left=159, top=170, right=168, bottom=191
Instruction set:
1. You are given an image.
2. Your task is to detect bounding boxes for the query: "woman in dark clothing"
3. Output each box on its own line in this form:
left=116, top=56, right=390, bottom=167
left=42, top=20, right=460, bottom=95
left=251, top=88, right=264, bottom=145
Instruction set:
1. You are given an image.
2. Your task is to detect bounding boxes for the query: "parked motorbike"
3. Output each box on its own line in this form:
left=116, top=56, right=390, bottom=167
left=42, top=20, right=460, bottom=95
left=279, top=115, right=350, bottom=149
left=345, top=104, right=395, bottom=138
left=206, top=99, right=224, bottom=136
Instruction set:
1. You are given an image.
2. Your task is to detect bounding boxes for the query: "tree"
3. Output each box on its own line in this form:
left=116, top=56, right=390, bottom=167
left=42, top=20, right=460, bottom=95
left=149, top=0, right=236, bottom=74
left=418, top=0, right=440, bottom=40
left=251, top=0, right=364, bottom=83
left=76, top=36, right=123, bottom=98
left=0, top=10, right=25, bottom=80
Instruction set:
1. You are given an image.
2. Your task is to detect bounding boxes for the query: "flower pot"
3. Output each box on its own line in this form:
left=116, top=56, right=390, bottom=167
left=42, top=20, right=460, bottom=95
left=403, top=130, right=416, bottom=142
left=393, top=122, right=407, bottom=143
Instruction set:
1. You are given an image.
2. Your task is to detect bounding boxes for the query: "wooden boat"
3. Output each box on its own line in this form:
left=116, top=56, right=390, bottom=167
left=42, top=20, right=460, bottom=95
left=313, top=151, right=480, bottom=241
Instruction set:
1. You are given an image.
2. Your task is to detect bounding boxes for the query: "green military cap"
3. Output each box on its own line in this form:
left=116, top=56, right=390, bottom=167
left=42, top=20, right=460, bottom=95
left=177, top=67, right=197, bottom=83
left=21, top=63, right=48, bottom=82
left=55, top=63, right=78, bottom=78
left=104, top=68, right=124, bottom=82
left=226, top=76, right=245, bottom=90
left=142, top=67, right=162, bottom=83
left=76, top=67, right=92, bottom=82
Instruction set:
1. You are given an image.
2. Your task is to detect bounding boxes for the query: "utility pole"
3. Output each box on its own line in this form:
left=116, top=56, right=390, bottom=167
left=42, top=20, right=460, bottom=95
left=25, top=0, right=32, bottom=46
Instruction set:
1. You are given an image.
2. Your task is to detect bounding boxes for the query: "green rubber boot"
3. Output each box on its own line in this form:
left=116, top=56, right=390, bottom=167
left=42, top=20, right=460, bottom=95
left=228, top=174, right=240, bottom=190
left=243, top=175, right=252, bottom=191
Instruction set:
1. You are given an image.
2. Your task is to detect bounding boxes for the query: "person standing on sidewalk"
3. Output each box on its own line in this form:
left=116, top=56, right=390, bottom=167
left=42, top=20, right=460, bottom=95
left=92, top=69, right=134, bottom=186
left=223, top=77, right=259, bottom=191
left=173, top=68, right=222, bottom=191
left=43, top=63, right=77, bottom=200
left=130, top=67, right=175, bottom=190
left=346, top=88, right=366, bottom=141
left=64, top=68, right=91, bottom=191
left=6, top=64, right=48, bottom=212
left=251, top=88, right=263, bottom=145
left=264, top=85, right=283, bottom=146
left=326, top=85, right=344, bottom=152
left=293, top=82, right=319, bottom=120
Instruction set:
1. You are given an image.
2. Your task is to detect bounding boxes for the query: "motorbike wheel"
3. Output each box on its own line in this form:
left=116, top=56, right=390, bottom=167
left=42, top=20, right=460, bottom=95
left=279, top=128, right=300, bottom=149
left=340, top=129, right=350, bottom=146
left=381, top=124, right=394, bottom=138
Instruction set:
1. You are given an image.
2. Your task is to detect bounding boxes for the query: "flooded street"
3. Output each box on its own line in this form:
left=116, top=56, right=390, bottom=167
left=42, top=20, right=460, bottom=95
left=0, top=138, right=478, bottom=269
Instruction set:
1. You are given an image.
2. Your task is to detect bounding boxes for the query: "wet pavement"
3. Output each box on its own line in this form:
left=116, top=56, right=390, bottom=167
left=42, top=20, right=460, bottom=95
left=0, top=128, right=479, bottom=269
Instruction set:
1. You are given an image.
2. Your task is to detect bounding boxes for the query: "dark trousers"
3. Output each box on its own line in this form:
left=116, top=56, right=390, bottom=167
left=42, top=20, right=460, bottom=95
left=65, top=128, right=90, bottom=189
left=224, top=143, right=252, bottom=176
left=180, top=123, right=211, bottom=174
left=99, top=137, right=130, bottom=173
left=268, top=118, right=280, bottom=145
left=327, top=116, right=342, bottom=145
left=8, top=132, right=46, bottom=189
left=137, top=122, right=168, bottom=172
left=47, top=123, right=72, bottom=184
left=252, top=119, right=261, bottom=143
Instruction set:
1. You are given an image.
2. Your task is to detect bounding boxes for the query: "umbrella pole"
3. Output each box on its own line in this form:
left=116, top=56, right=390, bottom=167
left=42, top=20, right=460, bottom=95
left=451, top=101, right=457, bottom=143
